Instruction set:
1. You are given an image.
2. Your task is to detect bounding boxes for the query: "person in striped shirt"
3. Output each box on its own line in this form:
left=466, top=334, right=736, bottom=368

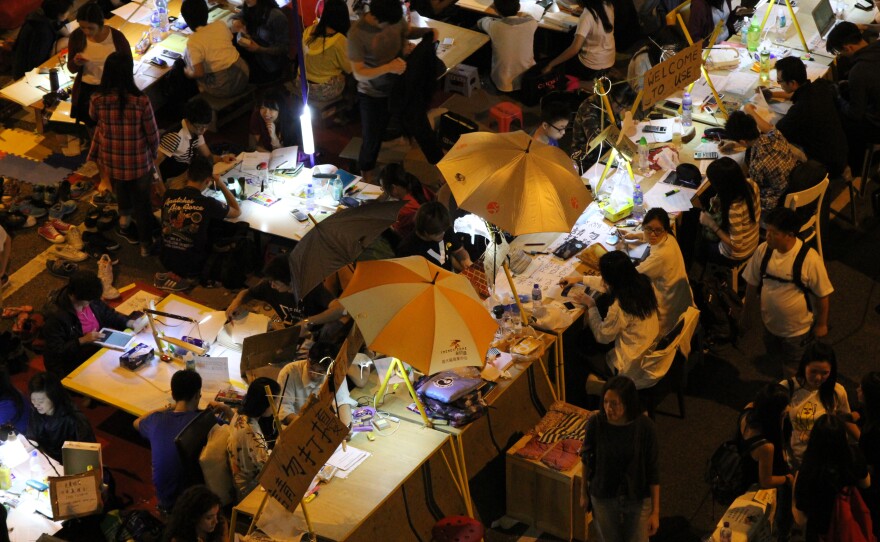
left=699, top=157, right=761, bottom=265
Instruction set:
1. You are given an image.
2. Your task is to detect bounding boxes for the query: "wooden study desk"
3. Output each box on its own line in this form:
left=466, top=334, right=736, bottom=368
left=233, top=421, right=454, bottom=541
left=62, top=293, right=246, bottom=417
left=425, top=18, right=490, bottom=76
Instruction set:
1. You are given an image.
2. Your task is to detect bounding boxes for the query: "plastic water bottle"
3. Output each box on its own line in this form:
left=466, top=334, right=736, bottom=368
left=305, top=183, right=315, bottom=199
left=29, top=450, right=43, bottom=481
left=330, top=177, right=343, bottom=201
left=741, top=16, right=750, bottom=40
left=531, top=284, right=543, bottom=307
left=633, top=183, right=645, bottom=222
left=156, top=0, right=169, bottom=33
left=747, top=18, right=761, bottom=51
left=638, top=137, right=650, bottom=174
left=776, top=6, right=787, bottom=36
left=682, top=92, right=693, bottom=128
left=150, top=8, right=162, bottom=43
left=672, top=117, right=682, bottom=150
left=184, top=352, right=196, bottom=371
left=719, top=521, right=732, bottom=542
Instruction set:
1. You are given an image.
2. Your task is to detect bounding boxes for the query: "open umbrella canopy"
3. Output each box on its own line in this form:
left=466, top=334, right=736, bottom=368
left=288, top=200, right=405, bottom=299
left=338, top=256, right=497, bottom=375
left=437, top=131, right=592, bottom=235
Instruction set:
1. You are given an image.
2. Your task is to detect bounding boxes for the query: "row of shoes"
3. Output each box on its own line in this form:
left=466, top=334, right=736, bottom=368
left=47, top=254, right=120, bottom=300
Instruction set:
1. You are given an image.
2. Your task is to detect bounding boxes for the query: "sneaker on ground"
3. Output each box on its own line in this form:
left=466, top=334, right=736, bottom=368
left=65, top=227, right=84, bottom=250
left=60, top=200, right=77, bottom=217
left=116, top=224, right=139, bottom=244
left=70, top=181, right=91, bottom=199
left=85, top=244, right=119, bottom=264
left=22, top=215, right=36, bottom=228
left=97, top=254, right=120, bottom=300
left=18, top=201, right=47, bottom=218
left=44, top=184, right=58, bottom=206
left=98, top=209, right=117, bottom=231
left=82, top=231, right=120, bottom=251
left=38, top=223, right=65, bottom=243
left=46, top=259, right=79, bottom=279
left=154, top=273, right=190, bottom=292
left=91, top=191, right=115, bottom=206
left=31, top=185, right=45, bottom=203
left=48, top=203, right=64, bottom=220
left=46, top=217, right=72, bottom=232
left=50, top=245, right=88, bottom=262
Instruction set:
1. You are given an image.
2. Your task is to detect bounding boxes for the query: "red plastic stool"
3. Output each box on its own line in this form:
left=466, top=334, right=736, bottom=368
left=489, top=102, right=524, bottom=133
left=432, top=516, right=485, bottom=542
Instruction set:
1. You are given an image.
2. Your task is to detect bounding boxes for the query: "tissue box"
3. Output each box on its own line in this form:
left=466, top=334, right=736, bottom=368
left=120, top=342, right=153, bottom=371
left=599, top=200, right=633, bottom=222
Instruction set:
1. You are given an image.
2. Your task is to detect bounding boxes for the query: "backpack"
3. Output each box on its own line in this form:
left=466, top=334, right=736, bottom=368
left=690, top=276, right=742, bottom=344
left=758, top=242, right=814, bottom=312
left=704, top=433, right=767, bottom=505
left=826, top=487, right=877, bottom=542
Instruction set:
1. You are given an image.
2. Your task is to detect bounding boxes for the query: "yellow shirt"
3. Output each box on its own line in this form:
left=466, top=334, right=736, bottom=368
left=302, top=25, right=352, bottom=84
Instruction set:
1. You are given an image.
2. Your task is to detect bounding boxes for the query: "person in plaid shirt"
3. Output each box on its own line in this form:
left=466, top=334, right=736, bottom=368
left=723, top=110, right=802, bottom=210
left=88, top=52, right=160, bottom=257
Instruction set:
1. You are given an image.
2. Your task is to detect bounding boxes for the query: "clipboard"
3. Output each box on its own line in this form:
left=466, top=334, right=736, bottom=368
left=49, top=469, right=102, bottom=521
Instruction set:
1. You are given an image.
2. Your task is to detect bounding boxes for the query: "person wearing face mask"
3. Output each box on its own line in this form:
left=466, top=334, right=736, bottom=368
left=66, top=2, right=131, bottom=127
left=42, top=270, right=144, bottom=378
left=248, top=91, right=299, bottom=152
left=26, top=372, right=96, bottom=463
left=581, top=376, right=660, bottom=542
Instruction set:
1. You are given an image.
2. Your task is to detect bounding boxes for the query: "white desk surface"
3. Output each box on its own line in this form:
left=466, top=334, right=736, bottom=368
left=3, top=436, right=64, bottom=542
left=62, top=294, right=247, bottom=417
left=234, top=421, right=450, bottom=541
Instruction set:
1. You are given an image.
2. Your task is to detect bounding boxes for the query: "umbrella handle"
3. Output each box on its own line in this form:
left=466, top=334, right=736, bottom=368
left=307, top=213, right=319, bottom=226
left=502, top=262, right=529, bottom=326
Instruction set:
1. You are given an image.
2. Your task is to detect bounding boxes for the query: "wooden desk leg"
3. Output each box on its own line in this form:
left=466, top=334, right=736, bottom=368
left=229, top=507, right=238, bottom=541
left=536, top=352, right=558, bottom=404
left=32, top=107, right=45, bottom=134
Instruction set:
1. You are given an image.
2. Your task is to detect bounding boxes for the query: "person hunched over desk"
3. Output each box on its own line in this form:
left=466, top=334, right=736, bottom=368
left=26, top=372, right=96, bottom=464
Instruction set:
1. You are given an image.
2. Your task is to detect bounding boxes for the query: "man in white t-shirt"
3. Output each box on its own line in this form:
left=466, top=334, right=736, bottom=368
left=741, top=208, right=833, bottom=375
left=478, top=0, right=537, bottom=92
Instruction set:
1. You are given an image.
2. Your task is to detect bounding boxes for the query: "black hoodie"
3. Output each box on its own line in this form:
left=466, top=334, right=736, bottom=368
left=11, top=9, right=66, bottom=80
left=840, top=40, right=880, bottom=130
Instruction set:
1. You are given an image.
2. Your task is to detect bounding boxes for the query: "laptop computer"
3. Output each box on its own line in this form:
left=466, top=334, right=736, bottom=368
left=811, top=0, right=839, bottom=40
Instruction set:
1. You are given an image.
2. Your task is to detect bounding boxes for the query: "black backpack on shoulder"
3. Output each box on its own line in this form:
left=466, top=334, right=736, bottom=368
left=690, top=276, right=742, bottom=345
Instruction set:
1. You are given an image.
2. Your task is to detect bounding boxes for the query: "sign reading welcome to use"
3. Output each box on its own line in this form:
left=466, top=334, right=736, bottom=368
left=642, top=41, right=703, bottom=110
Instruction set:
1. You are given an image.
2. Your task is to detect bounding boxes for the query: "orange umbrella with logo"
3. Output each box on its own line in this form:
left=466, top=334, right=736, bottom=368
left=437, top=131, right=591, bottom=235
left=338, top=256, right=497, bottom=375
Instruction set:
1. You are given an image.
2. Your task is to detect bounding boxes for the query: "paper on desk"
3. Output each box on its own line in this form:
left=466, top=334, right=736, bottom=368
left=724, top=71, right=759, bottom=96
left=747, top=89, right=773, bottom=124
left=326, top=444, right=371, bottom=476
left=644, top=182, right=696, bottom=213
left=195, top=311, right=226, bottom=344
left=0, top=437, right=29, bottom=468
left=520, top=1, right=547, bottom=20
left=115, top=289, right=162, bottom=315
left=112, top=1, right=153, bottom=24
left=631, top=119, right=675, bottom=144
left=253, top=494, right=308, bottom=542
left=228, top=313, right=270, bottom=344
left=194, top=356, right=231, bottom=391
left=161, top=33, right=189, bottom=54
left=49, top=101, right=75, bottom=124
left=0, top=78, right=46, bottom=107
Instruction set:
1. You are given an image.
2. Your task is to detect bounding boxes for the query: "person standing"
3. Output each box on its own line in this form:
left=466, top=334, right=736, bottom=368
left=581, top=376, right=660, bottom=542
left=88, top=52, right=159, bottom=257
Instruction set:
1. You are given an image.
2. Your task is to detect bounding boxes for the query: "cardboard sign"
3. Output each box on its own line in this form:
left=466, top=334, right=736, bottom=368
left=642, top=41, right=703, bottom=110
left=49, top=469, right=102, bottom=521
left=258, top=393, right=348, bottom=512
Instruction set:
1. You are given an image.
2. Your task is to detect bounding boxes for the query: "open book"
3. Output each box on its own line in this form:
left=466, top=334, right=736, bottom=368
left=239, top=145, right=299, bottom=174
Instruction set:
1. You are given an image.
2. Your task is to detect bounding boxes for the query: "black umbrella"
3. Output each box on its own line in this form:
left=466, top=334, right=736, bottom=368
left=288, top=200, right=406, bottom=300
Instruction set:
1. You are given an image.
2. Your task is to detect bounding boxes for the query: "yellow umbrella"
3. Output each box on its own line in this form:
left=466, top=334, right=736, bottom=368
left=437, top=131, right=592, bottom=235
left=338, top=256, right=497, bottom=375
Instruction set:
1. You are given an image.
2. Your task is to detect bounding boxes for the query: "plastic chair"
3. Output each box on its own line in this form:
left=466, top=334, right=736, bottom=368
left=432, top=516, right=485, bottom=542
left=489, top=102, right=524, bottom=133
left=444, top=64, right=481, bottom=97
left=785, top=175, right=829, bottom=259
left=834, top=144, right=880, bottom=228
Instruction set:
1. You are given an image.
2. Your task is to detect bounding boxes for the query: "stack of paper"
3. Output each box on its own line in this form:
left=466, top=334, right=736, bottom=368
left=326, top=444, right=371, bottom=478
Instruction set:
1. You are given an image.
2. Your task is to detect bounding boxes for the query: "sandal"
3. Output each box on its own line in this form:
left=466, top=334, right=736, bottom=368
left=2, top=306, right=33, bottom=319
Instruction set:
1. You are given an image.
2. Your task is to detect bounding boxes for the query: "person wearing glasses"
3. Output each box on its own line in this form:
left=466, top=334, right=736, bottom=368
left=276, top=342, right=357, bottom=424
left=532, top=101, right=570, bottom=148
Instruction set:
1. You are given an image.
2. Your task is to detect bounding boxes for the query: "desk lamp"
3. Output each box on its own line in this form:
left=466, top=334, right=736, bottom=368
left=144, top=307, right=209, bottom=361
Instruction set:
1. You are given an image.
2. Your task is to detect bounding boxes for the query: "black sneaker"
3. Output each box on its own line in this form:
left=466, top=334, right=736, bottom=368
left=84, top=243, right=120, bottom=264
left=98, top=208, right=117, bottom=231
left=47, top=259, right=79, bottom=279
left=116, top=224, right=139, bottom=244
left=82, top=231, right=120, bottom=251
left=84, top=208, right=100, bottom=229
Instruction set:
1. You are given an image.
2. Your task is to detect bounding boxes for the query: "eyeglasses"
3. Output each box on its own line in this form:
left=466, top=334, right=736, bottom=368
left=550, top=123, right=568, bottom=133
left=643, top=226, right=666, bottom=235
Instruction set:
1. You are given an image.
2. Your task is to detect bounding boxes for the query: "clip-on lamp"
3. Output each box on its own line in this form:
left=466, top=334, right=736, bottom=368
left=144, top=308, right=209, bottom=361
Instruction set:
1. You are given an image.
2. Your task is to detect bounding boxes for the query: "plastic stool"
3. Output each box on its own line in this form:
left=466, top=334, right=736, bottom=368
left=432, top=516, right=485, bottom=542
left=489, top=101, right=524, bottom=133
left=444, top=64, right=480, bottom=97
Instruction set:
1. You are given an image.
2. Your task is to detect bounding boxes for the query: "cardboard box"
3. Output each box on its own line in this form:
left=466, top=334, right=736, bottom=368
left=61, top=441, right=102, bottom=476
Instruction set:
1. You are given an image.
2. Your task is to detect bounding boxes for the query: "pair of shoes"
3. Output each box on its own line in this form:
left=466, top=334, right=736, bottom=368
left=16, top=200, right=47, bottom=218
left=69, top=180, right=92, bottom=199
left=47, top=259, right=79, bottom=278
left=31, top=185, right=45, bottom=204
left=49, top=244, right=88, bottom=262
left=154, top=272, right=190, bottom=292
left=83, top=231, right=121, bottom=251
left=48, top=200, right=77, bottom=219
left=98, top=254, right=120, bottom=300
left=65, top=226, right=84, bottom=250
left=98, top=208, right=117, bottom=231
left=46, top=217, right=72, bottom=232
left=38, top=223, right=65, bottom=243
left=90, top=191, right=115, bottom=206
left=43, top=184, right=59, bottom=206
left=84, top=244, right=119, bottom=264
left=117, top=223, right=139, bottom=245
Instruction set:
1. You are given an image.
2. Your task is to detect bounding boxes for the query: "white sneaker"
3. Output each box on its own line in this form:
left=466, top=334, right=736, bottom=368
left=98, top=254, right=119, bottom=300
left=50, top=245, right=88, bottom=262
left=65, top=226, right=84, bottom=250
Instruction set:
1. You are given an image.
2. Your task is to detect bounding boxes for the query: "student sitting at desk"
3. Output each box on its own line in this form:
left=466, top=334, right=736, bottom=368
left=227, top=377, right=280, bottom=501
left=378, top=163, right=435, bottom=239
left=180, top=0, right=250, bottom=99
left=542, top=0, right=615, bottom=81
left=248, top=90, right=299, bottom=152
left=276, top=341, right=357, bottom=423
left=761, top=56, right=848, bottom=179
left=698, top=157, right=761, bottom=265
left=42, top=270, right=142, bottom=378
left=300, top=0, right=353, bottom=103
left=229, top=0, right=289, bottom=84
left=11, top=0, right=73, bottom=80
left=722, top=110, right=801, bottom=210
left=477, top=0, right=537, bottom=93
left=396, top=202, right=473, bottom=271
left=157, top=155, right=242, bottom=292
left=27, top=372, right=96, bottom=463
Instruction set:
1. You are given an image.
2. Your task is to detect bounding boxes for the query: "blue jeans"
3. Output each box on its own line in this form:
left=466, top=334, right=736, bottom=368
left=590, top=496, right=652, bottom=542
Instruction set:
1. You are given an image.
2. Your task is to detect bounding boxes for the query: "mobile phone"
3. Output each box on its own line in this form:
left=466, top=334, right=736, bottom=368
left=694, top=151, right=719, bottom=160
left=855, top=2, right=872, bottom=9
left=162, top=49, right=182, bottom=60
left=291, top=209, right=308, bottom=222
left=149, top=57, right=168, bottom=67
left=563, top=301, right=577, bottom=310
left=643, top=125, right=667, bottom=133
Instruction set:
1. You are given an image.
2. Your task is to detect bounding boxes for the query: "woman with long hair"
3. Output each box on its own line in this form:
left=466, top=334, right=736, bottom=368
left=857, top=371, right=880, bottom=537
left=567, top=250, right=659, bottom=379
left=26, top=372, right=95, bottom=463
left=542, top=0, right=614, bottom=80
left=699, top=156, right=761, bottom=265
left=229, top=0, right=289, bottom=84
left=378, top=163, right=435, bottom=238
left=248, top=90, right=299, bottom=151
left=581, top=376, right=660, bottom=542
left=88, top=52, right=159, bottom=257
left=783, top=342, right=859, bottom=470
left=301, top=0, right=352, bottom=103
left=739, top=383, right=793, bottom=490
left=163, top=485, right=228, bottom=542
left=66, top=2, right=131, bottom=126
left=0, top=365, right=29, bottom=435
left=793, top=415, right=870, bottom=541
left=227, top=377, right=281, bottom=501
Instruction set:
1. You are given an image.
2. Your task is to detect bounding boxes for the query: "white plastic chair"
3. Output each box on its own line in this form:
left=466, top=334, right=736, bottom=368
left=784, top=176, right=829, bottom=259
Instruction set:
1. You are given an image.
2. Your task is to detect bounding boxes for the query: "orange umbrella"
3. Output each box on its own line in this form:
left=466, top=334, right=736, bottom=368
left=338, top=256, right=497, bottom=375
